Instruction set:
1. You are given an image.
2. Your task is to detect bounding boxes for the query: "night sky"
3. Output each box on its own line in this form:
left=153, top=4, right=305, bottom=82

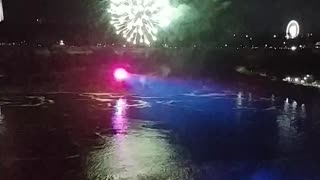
left=4, top=0, right=91, bottom=23
left=1, top=0, right=320, bottom=40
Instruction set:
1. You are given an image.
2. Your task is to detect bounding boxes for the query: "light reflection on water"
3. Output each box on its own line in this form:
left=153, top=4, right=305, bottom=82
left=0, top=90, right=319, bottom=179
left=0, top=106, right=4, bottom=134
left=237, top=92, right=243, bottom=107
left=86, top=98, right=187, bottom=180
left=82, top=91, right=317, bottom=179
left=113, top=99, right=128, bottom=134
left=0, top=106, right=3, bottom=123
left=277, top=98, right=307, bottom=154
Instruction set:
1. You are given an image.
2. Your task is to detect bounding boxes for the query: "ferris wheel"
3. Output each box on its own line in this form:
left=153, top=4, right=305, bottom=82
left=286, top=20, right=300, bottom=39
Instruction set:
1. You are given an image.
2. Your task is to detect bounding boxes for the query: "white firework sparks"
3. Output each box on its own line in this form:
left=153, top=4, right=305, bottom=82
left=108, top=0, right=173, bottom=45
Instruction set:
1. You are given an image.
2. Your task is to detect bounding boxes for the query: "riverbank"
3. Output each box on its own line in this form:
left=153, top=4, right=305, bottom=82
left=0, top=46, right=320, bottom=95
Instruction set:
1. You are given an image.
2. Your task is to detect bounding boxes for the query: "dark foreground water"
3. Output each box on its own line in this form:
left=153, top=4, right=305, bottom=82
left=1, top=80, right=320, bottom=180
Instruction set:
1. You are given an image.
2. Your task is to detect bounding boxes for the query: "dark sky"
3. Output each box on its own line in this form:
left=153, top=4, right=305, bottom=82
left=4, top=0, right=90, bottom=23
left=2, top=0, right=320, bottom=33
left=230, top=0, right=320, bottom=33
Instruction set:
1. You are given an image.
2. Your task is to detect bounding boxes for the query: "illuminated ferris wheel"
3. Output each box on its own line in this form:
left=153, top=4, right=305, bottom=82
left=286, top=20, right=300, bottom=39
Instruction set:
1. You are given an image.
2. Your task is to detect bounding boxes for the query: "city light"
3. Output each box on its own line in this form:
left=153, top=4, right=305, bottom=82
left=283, top=75, right=320, bottom=88
left=286, top=20, right=300, bottom=39
left=291, top=46, right=297, bottom=51
left=59, top=40, right=65, bottom=46
left=108, top=0, right=174, bottom=45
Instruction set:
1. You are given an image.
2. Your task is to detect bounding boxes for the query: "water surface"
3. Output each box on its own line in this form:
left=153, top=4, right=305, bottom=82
left=0, top=82, right=320, bottom=180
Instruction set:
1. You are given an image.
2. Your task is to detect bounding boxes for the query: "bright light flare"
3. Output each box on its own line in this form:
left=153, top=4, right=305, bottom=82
left=108, top=0, right=174, bottom=45
left=114, top=68, right=129, bottom=81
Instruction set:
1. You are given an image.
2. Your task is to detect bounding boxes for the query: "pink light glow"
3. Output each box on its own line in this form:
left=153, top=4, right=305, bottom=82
left=113, top=99, right=128, bottom=134
left=114, top=68, right=129, bottom=81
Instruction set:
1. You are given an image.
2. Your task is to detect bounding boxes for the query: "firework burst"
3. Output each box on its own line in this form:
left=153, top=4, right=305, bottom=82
left=108, top=0, right=173, bottom=45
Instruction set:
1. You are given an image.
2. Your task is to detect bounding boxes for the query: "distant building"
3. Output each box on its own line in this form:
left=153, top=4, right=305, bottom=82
left=0, top=0, right=3, bottom=22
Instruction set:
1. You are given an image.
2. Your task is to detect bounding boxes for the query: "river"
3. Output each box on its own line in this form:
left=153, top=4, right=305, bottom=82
left=0, top=78, right=320, bottom=180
